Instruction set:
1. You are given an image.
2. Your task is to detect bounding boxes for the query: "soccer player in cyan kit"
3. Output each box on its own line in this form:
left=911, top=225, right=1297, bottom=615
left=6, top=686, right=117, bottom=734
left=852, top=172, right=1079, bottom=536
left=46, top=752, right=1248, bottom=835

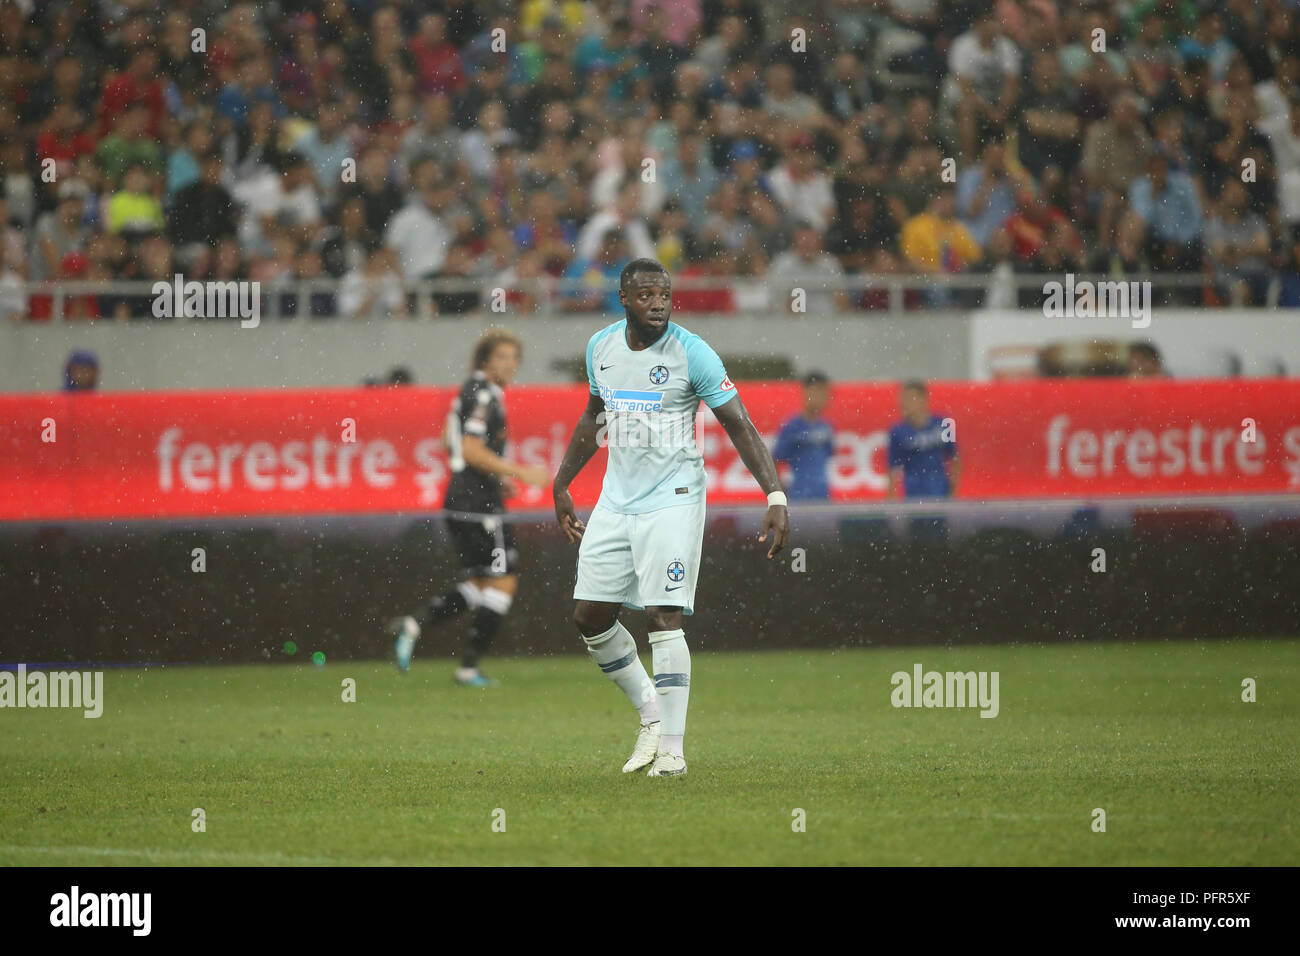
left=553, top=258, right=789, bottom=776
left=392, top=330, right=549, bottom=686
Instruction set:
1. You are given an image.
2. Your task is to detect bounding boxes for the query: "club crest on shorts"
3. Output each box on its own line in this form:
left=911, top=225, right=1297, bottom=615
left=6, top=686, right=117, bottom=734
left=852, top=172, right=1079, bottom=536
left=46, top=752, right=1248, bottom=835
left=666, top=560, right=686, bottom=582
left=649, top=365, right=670, bottom=385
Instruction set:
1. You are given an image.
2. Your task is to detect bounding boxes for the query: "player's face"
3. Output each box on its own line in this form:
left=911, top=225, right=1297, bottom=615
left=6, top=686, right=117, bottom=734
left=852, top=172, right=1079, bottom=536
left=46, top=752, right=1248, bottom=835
left=620, top=274, right=672, bottom=340
left=805, top=383, right=829, bottom=416
left=485, top=343, right=521, bottom=386
left=900, top=387, right=928, bottom=422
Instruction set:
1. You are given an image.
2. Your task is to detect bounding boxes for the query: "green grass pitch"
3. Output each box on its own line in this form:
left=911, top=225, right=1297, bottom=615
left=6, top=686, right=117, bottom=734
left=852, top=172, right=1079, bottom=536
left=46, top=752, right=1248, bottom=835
left=1, top=639, right=1295, bottom=866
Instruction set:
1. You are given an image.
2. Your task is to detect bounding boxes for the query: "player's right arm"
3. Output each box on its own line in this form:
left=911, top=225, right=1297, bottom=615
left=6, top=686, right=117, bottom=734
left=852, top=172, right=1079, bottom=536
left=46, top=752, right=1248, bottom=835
left=460, top=435, right=548, bottom=487
left=552, top=390, right=605, bottom=543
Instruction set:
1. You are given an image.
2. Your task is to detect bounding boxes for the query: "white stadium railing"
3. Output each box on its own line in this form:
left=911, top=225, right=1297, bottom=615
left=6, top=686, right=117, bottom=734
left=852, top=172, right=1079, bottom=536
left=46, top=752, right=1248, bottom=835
left=2, top=271, right=1237, bottom=321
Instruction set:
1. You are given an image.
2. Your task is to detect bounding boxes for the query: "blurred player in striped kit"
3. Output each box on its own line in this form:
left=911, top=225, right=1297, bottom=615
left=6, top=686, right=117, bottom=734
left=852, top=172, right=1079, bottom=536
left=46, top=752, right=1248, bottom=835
left=391, top=330, right=549, bottom=686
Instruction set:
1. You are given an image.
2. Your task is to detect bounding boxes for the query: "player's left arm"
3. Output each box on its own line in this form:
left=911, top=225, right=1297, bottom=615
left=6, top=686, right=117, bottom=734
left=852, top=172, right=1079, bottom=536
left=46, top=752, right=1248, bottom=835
left=712, top=395, right=789, bottom=559
left=947, top=450, right=962, bottom=497
left=943, top=426, right=960, bottom=496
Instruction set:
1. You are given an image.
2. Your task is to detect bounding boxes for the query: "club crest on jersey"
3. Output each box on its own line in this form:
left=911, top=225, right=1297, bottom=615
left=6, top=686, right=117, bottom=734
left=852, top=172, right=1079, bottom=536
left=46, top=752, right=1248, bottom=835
left=649, top=365, right=670, bottom=385
left=720, top=374, right=735, bottom=391
left=666, top=560, right=686, bottom=582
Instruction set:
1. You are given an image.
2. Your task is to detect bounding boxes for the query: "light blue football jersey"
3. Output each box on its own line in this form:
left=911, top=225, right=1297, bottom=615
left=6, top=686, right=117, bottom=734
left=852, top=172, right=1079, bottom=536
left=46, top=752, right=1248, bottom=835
left=586, top=319, right=738, bottom=514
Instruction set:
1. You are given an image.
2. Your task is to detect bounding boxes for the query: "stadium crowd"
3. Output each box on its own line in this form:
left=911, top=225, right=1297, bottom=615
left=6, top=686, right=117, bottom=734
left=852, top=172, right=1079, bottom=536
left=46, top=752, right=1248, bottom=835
left=2, top=0, right=1300, bottom=320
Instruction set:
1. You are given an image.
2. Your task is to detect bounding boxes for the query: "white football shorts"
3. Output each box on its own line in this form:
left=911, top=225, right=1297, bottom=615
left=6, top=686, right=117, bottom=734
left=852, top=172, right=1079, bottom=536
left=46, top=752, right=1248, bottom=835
left=572, top=497, right=707, bottom=615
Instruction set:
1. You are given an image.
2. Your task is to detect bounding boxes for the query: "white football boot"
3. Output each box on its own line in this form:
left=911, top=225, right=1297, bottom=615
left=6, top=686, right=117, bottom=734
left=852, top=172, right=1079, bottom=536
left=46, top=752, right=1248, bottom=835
left=646, top=752, right=687, bottom=777
left=623, top=720, right=661, bottom=773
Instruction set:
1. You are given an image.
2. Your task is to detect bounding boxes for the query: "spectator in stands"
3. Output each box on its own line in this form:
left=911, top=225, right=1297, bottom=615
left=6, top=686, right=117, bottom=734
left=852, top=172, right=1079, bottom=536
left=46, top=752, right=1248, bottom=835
left=95, top=105, right=162, bottom=185
left=1205, top=180, right=1271, bottom=305
left=106, top=163, right=163, bottom=238
left=1257, top=94, right=1300, bottom=237
left=1017, top=52, right=1081, bottom=180
left=461, top=100, right=519, bottom=181
left=1129, top=151, right=1204, bottom=282
left=342, top=148, right=406, bottom=238
left=1277, top=228, right=1300, bottom=308
left=34, top=102, right=96, bottom=185
left=410, top=12, right=466, bottom=96
left=888, top=381, right=959, bottom=500
left=401, top=94, right=461, bottom=173
left=767, top=133, right=835, bottom=233
left=273, top=153, right=324, bottom=245
left=768, top=227, right=848, bottom=316
left=134, top=233, right=176, bottom=301
left=576, top=182, right=656, bottom=262
left=652, top=198, right=690, bottom=273
left=217, top=54, right=286, bottom=128
left=0, top=196, right=28, bottom=280
left=1080, top=92, right=1153, bottom=251
left=826, top=183, right=895, bottom=275
left=170, top=153, right=239, bottom=269
left=1179, top=11, right=1236, bottom=81
left=339, top=240, right=407, bottom=319
left=662, top=133, right=719, bottom=231
left=1126, top=12, right=1179, bottom=100
left=956, top=138, right=1027, bottom=250
left=762, top=62, right=821, bottom=126
left=165, top=121, right=214, bottom=206
left=97, top=47, right=165, bottom=138
left=1128, top=341, right=1168, bottom=378
left=385, top=157, right=453, bottom=287
left=284, top=247, right=335, bottom=319
left=744, top=190, right=794, bottom=261
left=431, top=244, right=482, bottom=316
left=1003, top=186, right=1080, bottom=268
left=699, top=179, right=753, bottom=256
left=773, top=370, right=834, bottom=501
left=901, top=189, right=982, bottom=276
left=562, top=227, right=626, bottom=314
left=296, top=100, right=354, bottom=205
left=979, top=226, right=1019, bottom=311
left=822, top=51, right=873, bottom=122
left=946, top=12, right=1021, bottom=160
left=673, top=239, right=736, bottom=314
left=0, top=225, right=24, bottom=320
left=32, top=180, right=90, bottom=282
left=724, top=139, right=766, bottom=198
left=63, top=350, right=99, bottom=391
left=319, top=195, right=371, bottom=279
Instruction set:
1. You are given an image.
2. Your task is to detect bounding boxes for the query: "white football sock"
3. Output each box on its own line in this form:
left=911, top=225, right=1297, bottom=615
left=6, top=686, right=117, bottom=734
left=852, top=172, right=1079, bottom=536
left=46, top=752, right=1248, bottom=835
left=649, top=629, right=689, bottom=757
left=584, top=621, right=659, bottom=723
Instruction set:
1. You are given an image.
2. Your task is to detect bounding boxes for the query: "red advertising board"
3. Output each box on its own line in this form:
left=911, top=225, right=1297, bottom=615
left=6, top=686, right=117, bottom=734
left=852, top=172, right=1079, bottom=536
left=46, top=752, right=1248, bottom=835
left=2, top=379, right=1298, bottom=520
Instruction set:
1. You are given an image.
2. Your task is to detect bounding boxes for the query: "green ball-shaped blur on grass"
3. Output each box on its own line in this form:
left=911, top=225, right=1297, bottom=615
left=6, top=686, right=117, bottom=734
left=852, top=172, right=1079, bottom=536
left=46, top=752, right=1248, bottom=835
left=312, top=651, right=326, bottom=667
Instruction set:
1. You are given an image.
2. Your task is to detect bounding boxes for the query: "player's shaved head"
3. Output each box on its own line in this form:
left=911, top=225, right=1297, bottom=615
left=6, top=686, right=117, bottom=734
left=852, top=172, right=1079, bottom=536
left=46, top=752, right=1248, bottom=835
left=619, top=257, right=669, bottom=292
left=619, top=259, right=672, bottom=347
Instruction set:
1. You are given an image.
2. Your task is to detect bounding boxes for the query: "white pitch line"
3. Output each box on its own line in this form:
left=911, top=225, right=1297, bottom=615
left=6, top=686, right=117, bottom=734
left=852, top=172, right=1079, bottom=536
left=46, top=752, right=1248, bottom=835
left=0, top=844, right=398, bottom=866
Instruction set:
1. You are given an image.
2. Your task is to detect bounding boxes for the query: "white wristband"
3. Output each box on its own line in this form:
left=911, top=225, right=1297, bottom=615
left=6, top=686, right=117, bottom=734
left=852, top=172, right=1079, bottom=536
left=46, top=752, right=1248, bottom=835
left=767, top=491, right=788, bottom=507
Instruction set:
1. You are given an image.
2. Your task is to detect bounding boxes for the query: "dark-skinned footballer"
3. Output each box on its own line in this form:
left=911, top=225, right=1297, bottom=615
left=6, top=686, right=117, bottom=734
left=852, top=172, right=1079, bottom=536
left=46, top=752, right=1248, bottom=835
left=552, top=258, right=789, bottom=777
